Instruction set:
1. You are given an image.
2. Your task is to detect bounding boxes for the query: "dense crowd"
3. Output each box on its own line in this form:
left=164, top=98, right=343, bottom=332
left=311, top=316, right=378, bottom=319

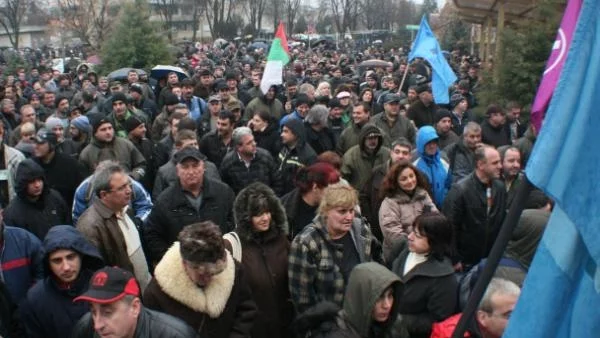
left=0, top=43, right=548, bottom=338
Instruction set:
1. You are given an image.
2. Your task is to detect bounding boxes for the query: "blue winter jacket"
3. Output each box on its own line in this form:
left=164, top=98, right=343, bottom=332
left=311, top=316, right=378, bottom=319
left=413, top=126, right=449, bottom=208
left=19, top=225, right=104, bottom=338
left=183, top=96, right=207, bottom=121
left=0, top=226, right=44, bottom=304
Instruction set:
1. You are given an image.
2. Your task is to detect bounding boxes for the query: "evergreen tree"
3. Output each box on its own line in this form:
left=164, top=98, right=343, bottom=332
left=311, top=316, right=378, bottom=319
left=476, top=0, right=563, bottom=112
left=99, top=0, right=172, bottom=72
left=419, top=0, right=438, bottom=19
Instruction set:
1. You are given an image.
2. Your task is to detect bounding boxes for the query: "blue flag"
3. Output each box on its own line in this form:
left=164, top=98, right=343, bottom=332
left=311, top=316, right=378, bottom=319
left=504, top=0, right=600, bottom=336
left=408, top=16, right=457, bottom=104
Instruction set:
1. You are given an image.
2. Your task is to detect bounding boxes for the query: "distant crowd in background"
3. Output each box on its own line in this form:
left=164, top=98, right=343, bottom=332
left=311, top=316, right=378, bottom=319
left=0, top=39, right=548, bottom=338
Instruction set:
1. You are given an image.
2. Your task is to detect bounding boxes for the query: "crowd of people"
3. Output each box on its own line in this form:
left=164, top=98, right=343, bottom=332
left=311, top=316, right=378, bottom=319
left=0, top=42, right=550, bottom=338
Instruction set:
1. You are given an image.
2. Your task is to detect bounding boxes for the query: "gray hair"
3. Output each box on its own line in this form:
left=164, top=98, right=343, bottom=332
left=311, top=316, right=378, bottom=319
left=298, top=83, right=315, bottom=95
left=305, top=104, right=329, bottom=126
left=478, top=278, right=521, bottom=313
left=0, top=99, right=13, bottom=110
left=463, top=121, right=481, bottom=135
left=92, top=161, right=126, bottom=197
left=232, top=126, right=253, bottom=147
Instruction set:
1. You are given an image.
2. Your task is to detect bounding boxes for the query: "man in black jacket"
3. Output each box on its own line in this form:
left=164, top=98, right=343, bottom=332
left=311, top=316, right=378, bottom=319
left=125, top=115, right=156, bottom=192
left=3, top=159, right=70, bottom=240
left=33, top=130, right=86, bottom=211
left=442, top=146, right=507, bottom=272
left=278, top=119, right=317, bottom=195
left=220, top=127, right=283, bottom=195
left=71, top=266, right=196, bottom=338
left=199, top=110, right=234, bottom=169
left=144, top=147, right=235, bottom=264
left=407, top=84, right=438, bottom=128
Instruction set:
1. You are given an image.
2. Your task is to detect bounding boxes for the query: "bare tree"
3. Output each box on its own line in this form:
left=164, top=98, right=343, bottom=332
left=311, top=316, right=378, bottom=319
left=329, top=0, right=359, bottom=33
left=0, top=0, right=29, bottom=49
left=243, top=0, right=266, bottom=35
left=156, top=0, right=176, bottom=42
left=284, top=0, right=300, bottom=35
left=204, top=0, right=236, bottom=38
left=191, top=0, right=202, bottom=42
left=58, top=0, right=115, bottom=52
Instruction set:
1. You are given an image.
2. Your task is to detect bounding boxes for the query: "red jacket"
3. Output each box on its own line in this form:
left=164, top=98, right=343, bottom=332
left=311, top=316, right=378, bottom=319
left=430, top=314, right=476, bottom=338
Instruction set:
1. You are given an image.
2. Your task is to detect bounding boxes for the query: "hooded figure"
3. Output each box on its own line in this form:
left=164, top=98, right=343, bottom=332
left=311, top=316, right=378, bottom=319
left=293, top=262, right=409, bottom=338
left=245, top=85, right=285, bottom=121
left=3, top=159, right=70, bottom=240
left=19, top=225, right=104, bottom=338
left=228, top=182, right=293, bottom=338
left=413, top=126, right=449, bottom=208
left=278, top=119, right=318, bottom=195
left=341, top=124, right=390, bottom=191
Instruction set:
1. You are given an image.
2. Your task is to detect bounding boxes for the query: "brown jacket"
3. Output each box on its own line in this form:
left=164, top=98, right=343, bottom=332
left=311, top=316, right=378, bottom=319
left=143, top=244, right=257, bottom=338
left=76, top=199, right=134, bottom=272
left=227, top=182, right=293, bottom=338
left=379, top=187, right=437, bottom=261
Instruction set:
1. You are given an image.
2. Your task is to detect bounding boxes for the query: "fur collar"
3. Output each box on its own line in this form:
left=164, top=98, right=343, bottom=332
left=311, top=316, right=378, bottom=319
left=392, top=187, right=428, bottom=204
left=154, top=242, right=235, bottom=318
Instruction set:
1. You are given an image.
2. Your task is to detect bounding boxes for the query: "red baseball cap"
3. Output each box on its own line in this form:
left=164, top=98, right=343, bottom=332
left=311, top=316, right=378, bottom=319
left=74, top=266, right=140, bottom=304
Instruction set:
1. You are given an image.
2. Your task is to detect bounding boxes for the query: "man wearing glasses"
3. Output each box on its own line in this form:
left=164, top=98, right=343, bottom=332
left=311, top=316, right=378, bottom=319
left=76, top=162, right=151, bottom=290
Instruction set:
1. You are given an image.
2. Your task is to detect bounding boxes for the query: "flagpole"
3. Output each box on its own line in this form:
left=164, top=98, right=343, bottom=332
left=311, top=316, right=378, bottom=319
left=451, top=176, right=535, bottom=338
left=397, top=64, right=410, bottom=95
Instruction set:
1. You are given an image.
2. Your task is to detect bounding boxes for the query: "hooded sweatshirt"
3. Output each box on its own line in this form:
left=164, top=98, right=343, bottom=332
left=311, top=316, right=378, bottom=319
left=19, top=225, right=104, bottom=338
left=341, top=124, right=390, bottom=191
left=3, top=159, right=70, bottom=240
left=341, top=262, right=408, bottom=338
left=414, top=126, right=449, bottom=208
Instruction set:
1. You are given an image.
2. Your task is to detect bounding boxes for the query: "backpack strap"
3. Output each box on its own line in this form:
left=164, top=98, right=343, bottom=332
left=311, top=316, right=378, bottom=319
left=223, top=232, right=242, bottom=262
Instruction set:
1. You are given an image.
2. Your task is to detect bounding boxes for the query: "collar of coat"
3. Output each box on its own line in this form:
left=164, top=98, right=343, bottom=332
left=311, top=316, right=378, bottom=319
left=391, top=187, right=428, bottom=204
left=154, top=242, right=235, bottom=318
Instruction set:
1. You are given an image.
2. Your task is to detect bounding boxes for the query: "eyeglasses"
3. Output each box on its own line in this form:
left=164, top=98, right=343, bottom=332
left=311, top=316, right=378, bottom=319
left=210, top=102, right=221, bottom=105
left=109, top=181, right=132, bottom=193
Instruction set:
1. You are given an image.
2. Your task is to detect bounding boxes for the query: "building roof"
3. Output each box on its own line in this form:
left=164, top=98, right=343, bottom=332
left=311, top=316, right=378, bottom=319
left=452, top=0, right=538, bottom=24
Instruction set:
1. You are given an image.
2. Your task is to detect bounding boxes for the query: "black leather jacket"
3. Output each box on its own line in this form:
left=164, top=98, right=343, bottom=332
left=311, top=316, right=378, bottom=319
left=70, top=306, right=197, bottom=338
left=442, top=173, right=507, bottom=265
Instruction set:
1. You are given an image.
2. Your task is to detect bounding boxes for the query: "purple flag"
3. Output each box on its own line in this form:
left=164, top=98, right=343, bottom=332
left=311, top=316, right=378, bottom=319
left=531, top=0, right=582, bottom=132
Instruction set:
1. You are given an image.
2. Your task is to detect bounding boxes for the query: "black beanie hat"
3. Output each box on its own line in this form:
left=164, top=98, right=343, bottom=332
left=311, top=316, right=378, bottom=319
left=164, top=93, right=180, bottom=106
left=124, top=115, right=144, bottom=133
left=91, top=116, right=113, bottom=134
left=112, top=92, right=128, bottom=105
left=434, top=109, right=453, bottom=125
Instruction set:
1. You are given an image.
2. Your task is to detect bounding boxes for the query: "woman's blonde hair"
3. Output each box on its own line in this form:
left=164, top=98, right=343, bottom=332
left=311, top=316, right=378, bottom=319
left=318, top=183, right=358, bottom=215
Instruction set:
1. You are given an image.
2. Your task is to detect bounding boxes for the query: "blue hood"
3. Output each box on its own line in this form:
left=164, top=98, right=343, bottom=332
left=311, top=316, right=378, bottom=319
left=42, top=225, right=104, bottom=277
left=416, top=126, right=440, bottom=157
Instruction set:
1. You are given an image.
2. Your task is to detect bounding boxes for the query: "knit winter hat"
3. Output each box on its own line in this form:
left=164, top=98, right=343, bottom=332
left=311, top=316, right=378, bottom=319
left=45, top=117, right=63, bottom=131
left=71, top=115, right=91, bottom=133
left=434, top=109, right=453, bottom=125
left=449, top=93, right=466, bottom=109
left=124, top=115, right=144, bottom=133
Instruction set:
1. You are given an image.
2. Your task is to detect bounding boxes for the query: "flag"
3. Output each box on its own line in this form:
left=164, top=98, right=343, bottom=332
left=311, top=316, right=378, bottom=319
left=260, top=23, right=290, bottom=95
left=408, top=16, right=457, bottom=104
left=504, top=0, right=600, bottom=336
left=530, top=0, right=583, bottom=132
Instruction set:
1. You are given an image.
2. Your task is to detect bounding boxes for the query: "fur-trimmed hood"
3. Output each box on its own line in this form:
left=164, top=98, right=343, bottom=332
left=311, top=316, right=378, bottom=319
left=233, top=182, right=288, bottom=241
left=154, top=242, right=235, bottom=318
